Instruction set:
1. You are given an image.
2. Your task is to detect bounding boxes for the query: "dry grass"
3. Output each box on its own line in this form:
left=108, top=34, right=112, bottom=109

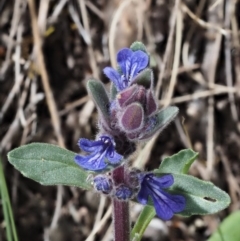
left=0, top=0, right=240, bottom=240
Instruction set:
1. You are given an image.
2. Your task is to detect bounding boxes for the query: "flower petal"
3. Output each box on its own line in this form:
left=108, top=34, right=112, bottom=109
left=103, top=67, right=122, bottom=91
left=137, top=185, right=150, bottom=205
left=106, top=149, right=123, bottom=164
left=137, top=173, right=186, bottom=220
left=117, top=48, right=133, bottom=79
left=130, top=50, right=149, bottom=78
left=75, top=153, right=107, bottom=171
left=151, top=192, right=174, bottom=220
left=151, top=174, right=174, bottom=189
left=160, top=191, right=186, bottom=213
left=78, top=138, right=103, bottom=153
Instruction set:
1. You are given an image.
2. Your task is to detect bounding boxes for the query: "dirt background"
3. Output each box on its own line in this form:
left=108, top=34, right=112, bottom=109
left=0, top=0, right=240, bottom=240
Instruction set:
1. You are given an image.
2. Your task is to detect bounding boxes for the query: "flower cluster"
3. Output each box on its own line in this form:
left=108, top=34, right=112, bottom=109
left=75, top=42, right=186, bottom=220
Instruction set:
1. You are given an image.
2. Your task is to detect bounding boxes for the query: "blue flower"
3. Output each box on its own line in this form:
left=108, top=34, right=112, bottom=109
left=103, top=48, right=149, bottom=91
left=115, top=184, right=133, bottom=200
left=93, top=175, right=113, bottom=194
left=75, top=135, right=123, bottom=171
left=137, top=173, right=186, bottom=220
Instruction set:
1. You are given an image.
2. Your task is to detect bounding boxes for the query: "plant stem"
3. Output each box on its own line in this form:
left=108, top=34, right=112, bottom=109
left=112, top=165, right=130, bottom=241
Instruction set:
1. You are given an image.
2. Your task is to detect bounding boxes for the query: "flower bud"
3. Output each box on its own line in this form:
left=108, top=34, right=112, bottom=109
left=93, top=175, right=113, bottom=195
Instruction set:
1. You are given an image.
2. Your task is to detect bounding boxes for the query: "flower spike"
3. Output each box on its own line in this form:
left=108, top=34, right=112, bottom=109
left=75, top=135, right=123, bottom=171
left=137, top=173, right=186, bottom=220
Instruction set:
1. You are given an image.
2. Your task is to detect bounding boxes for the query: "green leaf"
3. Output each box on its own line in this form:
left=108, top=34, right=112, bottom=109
left=7, top=143, right=92, bottom=190
left=132, top=68, right=153, bottom=89
left=208, top=211, right=240, bottom=241
left=153, top=172, right=231, bottom=216
left=110, top=82, right=118, bottom=101
left=87, top=79, right=110, bottom=119
left=0, top=157, right=18, bottom=241
left=130, top=205, right=155, bottom=241
left=139, top=106, right=179, bottom=140
left=130, top=41, right=147, bottom=53
left=159, top=149, right=198, bottom=174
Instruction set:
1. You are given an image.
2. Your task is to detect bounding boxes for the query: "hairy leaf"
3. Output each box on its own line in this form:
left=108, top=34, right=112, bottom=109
left=159, top=149, right=198, bottom=174
left=8, top=143, right=92, bottom=190
left=87, top=79, right=110, bottom=119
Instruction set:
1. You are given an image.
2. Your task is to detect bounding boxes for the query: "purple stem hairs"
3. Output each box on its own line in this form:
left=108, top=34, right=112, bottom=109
left=74, top=43, right=186, bottom=240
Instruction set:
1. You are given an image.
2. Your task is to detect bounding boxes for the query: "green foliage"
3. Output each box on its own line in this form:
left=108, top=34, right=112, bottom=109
left=159, top=149, right=198, bottom=174
left=0, top=157, right=18, bottom=241
left=87, top=79, right=110, bottom=119
left=110, top=82, right=118, bottom=101
left=7, top=143, right=92, bottom=190
left=130, top=206, right=156, bottom=241
left=130, top=41, right=147, bottom=53
left=139, top=106, right=179, bottom=140
left=208, top=211, right=240, bottom=241
left=132, top=68, right=152, bottom=89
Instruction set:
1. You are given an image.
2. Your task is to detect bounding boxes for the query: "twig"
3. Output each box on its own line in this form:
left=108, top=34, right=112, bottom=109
left=37, top=0, right=50, bottom=35
left=133, top=135, right=158, bottom=169
left=209, top=0, right=223, bottom=11
left=159, top=86, right=237, bottom=105
left=0, top=0, right=26, bottom=79
left=27, top=0, right=65, bottom=231
left=108, top=0, right=134, bottom=68
left=163, top=63, right=200, bottom=79
left=163, top=2, right=183, bottom=107
left=231, top=2, right=240, bottom=98
left=85, top=0, right=105, bottom=20
left=77, top=0, right=98, bottom=127
left=0, top=74, right=24, bottom=124
left=216, top=146, right=240, bottom=210
left=85, top=206, right=112, bottom=241
left=202, top=0, right=223, bottom=177
left=0, top=116, right=20, bottom=152
left=174, top=117, right=191, bottom=148
left=182, top=0, right=207, bottom=66
left=155, top=0, right=180, bottom=98
left=101, top=223, right=113, bottom=241
left=78, top=0, right=99, bottom=78
left=68, top=3, right=91, bottom=45
left=181, top=2, right=230, bottom=36
left=87, top=196, right=106, bottom=241
left=224, top=0, right=238, bottom=122
left=48, top=0, right=68, bottom=24
left=59, top=96, right=89, bottom=116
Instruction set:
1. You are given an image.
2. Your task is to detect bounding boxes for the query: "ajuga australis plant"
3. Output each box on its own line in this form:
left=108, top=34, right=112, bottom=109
left=8, top=42, right=230, bottom=241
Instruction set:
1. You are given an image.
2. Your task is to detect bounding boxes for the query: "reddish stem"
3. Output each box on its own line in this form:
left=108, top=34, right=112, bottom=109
left=112, top=166, right=130, bottom=241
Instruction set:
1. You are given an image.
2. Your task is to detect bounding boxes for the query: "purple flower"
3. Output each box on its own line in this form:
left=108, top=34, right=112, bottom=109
left=137, top=173, right=186, bottom=220
left=75, top=135, right=123, bottom=171
left=103, top=48, right=149, bottom=91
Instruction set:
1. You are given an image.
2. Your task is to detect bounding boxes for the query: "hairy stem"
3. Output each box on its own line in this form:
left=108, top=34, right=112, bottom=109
left=112, top=165, right=130, bottom=241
